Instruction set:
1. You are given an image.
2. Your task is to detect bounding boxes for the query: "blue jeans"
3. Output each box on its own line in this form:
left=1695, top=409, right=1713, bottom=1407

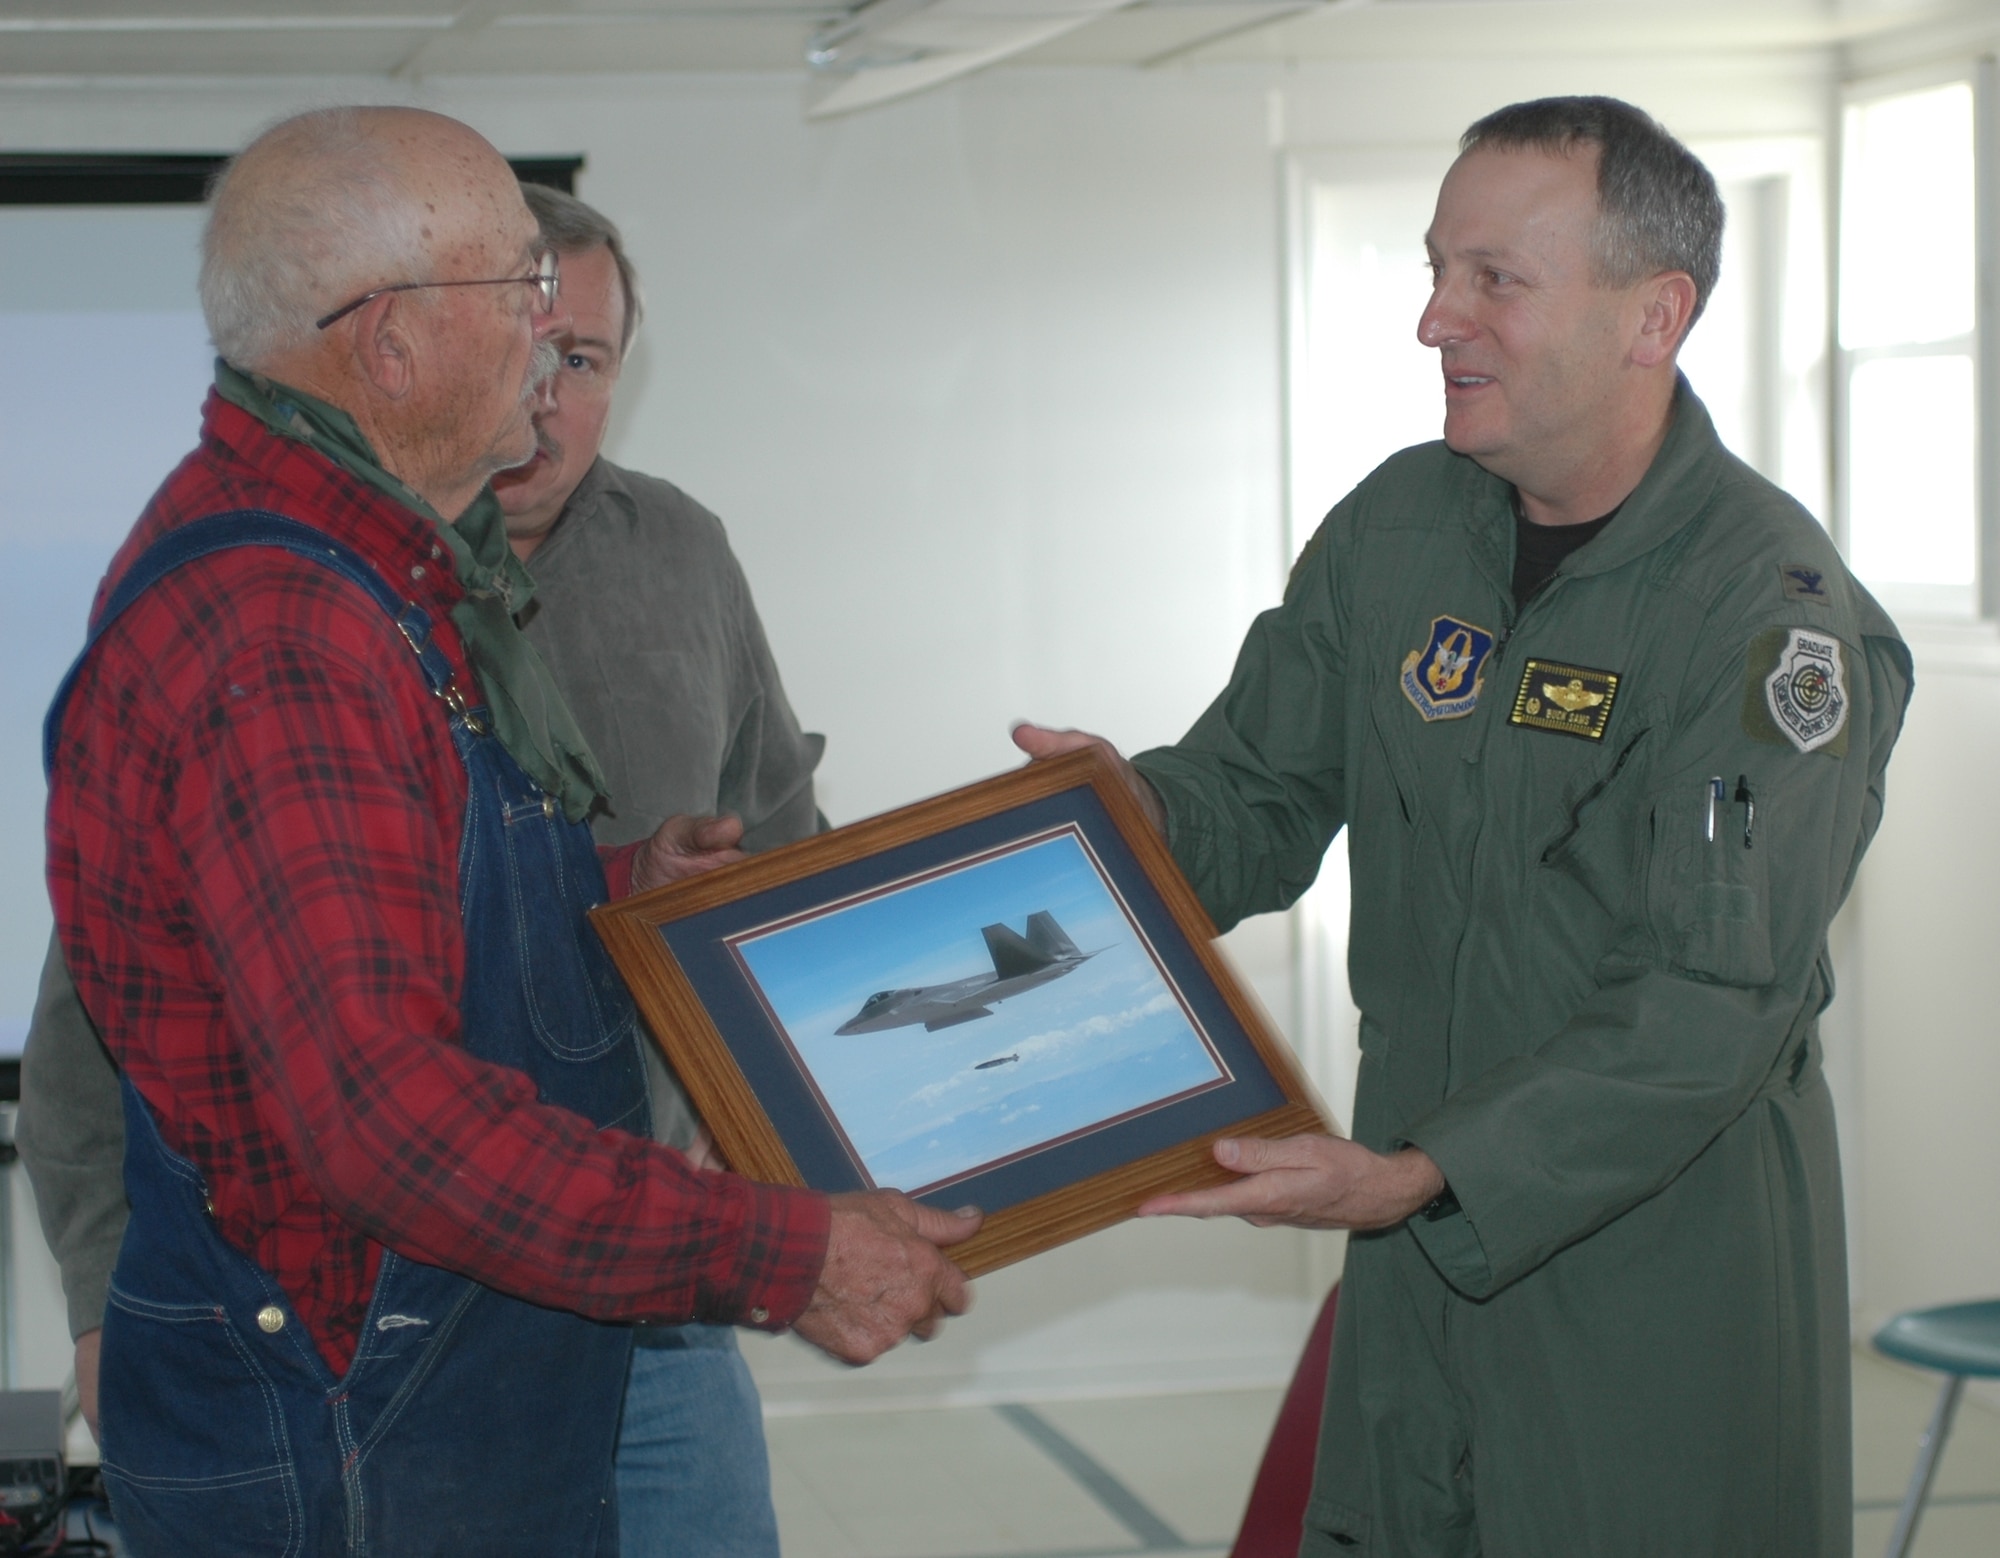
left=616, top=1326, right=779, bottom=1558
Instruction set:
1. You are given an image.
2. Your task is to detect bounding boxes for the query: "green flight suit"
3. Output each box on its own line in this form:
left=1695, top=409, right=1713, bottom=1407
left=1133, top=386, right=1910, bottom=1558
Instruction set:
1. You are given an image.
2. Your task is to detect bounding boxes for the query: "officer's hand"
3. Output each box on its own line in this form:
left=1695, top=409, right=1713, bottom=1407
left=1137, top=1136, right=1446, bottom=1231
left=1010, top=723, right=1167, bottom=835
left=631, top=813, right=745, bottom=893
left=792, top=1192, right=981, bottom=1365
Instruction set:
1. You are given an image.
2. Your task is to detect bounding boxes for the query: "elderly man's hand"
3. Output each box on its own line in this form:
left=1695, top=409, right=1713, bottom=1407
left=1138, top=1136, right=1446, bottom=1231
left=1010, top=723, right=1167, bottom=835
left=630, top=813, right=745, bottom=894
left=792, top=1193, right=981, bottom=1365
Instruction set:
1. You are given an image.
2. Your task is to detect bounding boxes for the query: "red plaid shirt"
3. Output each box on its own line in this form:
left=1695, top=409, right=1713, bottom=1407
left=46, top=392, right=828, bottom=1372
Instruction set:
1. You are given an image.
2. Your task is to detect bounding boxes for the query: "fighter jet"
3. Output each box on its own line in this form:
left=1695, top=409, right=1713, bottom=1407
left=835, top=912, right=1099, bottom=1035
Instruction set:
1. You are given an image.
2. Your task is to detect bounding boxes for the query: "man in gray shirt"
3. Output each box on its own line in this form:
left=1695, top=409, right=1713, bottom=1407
left=18, top=181, right=820, bottom=1558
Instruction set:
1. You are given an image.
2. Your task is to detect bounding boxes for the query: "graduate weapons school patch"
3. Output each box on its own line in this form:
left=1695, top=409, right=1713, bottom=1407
left=1400, top=615, right=1496, bottom=721
left=1761, top=627, right=1849, bottom=753
left=1507, top=658, right=1620, bottom=740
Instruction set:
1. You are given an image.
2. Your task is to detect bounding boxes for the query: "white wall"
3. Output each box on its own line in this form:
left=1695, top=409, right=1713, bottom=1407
left=0, top=64, right=1328, bottom=1410
left=1845, top=623, right=2000, bottom=1331
left=1834, top=0, right=2000, bottom=1370
left=21, top=47, right=1965, bottom=1416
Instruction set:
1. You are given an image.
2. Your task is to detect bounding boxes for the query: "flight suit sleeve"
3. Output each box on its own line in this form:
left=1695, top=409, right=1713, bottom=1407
left=1133, top=517, right=1352, bottom=934
left=15, top=929, right=129, bottom=1340
left=1401, top=617, right=1912, bottom=1299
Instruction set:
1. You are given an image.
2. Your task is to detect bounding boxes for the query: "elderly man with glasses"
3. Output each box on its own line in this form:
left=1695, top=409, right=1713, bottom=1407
left=24, top=177, right=831, bottom=1557
left=36, top=105, right=977, bottom=1558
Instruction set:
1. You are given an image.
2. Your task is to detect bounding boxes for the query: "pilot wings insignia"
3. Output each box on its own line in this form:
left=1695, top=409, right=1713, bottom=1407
left=1542, top=678, right=1604, bottom=713
left=1510, top=658, right=1620, bottom=740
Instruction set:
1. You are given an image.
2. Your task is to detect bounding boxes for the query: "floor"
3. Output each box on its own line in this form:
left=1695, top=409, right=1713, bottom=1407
left=763, top=1348, right=2000, bottom=1558
left=1853, top=1351, right=2000, bottom=1557
left=44, top=1346, right=2000, bottom=1556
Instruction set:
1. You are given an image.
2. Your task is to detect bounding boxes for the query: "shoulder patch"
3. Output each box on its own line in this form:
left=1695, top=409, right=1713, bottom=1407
left=1742, top=626, right=1850, bottom=755
left=1778, top=564, right=1831, bottom=605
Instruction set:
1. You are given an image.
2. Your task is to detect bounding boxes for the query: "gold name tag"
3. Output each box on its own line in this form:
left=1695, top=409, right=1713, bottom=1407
left=1509, top=658, right=1620, bottom=741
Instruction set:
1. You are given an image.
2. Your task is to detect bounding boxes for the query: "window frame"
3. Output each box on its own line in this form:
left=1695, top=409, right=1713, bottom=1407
left=1833, top=60, right=1995, bottom=619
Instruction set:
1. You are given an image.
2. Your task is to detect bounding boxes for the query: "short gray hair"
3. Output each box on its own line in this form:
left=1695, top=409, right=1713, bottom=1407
left=1460, top=96, right=1723, bottom=325
left=200, top=107, right=429, bottom=370
left=519, top=182, right=644, bottom=355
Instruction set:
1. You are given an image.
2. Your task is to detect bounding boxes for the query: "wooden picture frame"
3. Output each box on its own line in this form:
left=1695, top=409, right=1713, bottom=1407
left=590, top=749, right=1326, bottom=1277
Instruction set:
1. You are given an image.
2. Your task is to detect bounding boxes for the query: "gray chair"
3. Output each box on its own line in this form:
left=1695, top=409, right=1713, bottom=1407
left=1872, top=1298, right=2000, bottom=1557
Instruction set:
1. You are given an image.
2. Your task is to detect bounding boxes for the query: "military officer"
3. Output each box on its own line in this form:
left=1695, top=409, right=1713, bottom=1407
left=1017, top=95, right=1909, bottom=1557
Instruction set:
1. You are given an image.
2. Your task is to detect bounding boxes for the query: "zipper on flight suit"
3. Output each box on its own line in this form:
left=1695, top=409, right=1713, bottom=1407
left=1439, top=569, right=1572, bottom=1089
left=1465, top=570, right=1567, bottom=762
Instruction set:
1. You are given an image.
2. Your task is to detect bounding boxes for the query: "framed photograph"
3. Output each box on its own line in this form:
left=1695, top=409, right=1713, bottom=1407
left=591, top=748, right=1326, bottom=1276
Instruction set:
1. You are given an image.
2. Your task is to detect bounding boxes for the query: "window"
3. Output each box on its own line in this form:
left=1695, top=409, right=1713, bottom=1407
left=1838, top=75, right=1982, bottom=617
left=1282, top=149, right=1454, bottom=1126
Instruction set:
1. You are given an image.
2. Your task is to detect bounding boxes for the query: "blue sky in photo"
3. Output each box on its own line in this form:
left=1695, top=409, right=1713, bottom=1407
left=732, top=832, right=1226, bottom=1192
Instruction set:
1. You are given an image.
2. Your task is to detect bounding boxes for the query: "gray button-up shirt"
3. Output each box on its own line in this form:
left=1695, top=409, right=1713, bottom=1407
left=519, top=457, right=823, bottom=852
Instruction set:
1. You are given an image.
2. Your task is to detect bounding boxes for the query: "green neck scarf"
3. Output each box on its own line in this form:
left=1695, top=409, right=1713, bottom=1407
left=215, top=361, right=610, bottom=823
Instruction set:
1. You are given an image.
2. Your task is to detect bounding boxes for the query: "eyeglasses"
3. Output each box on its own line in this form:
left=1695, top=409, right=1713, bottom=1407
left=314, top=249, right=560, bottom=331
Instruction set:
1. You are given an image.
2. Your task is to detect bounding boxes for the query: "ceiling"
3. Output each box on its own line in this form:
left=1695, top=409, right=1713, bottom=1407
left=0, top=0, right=1971, bottom=81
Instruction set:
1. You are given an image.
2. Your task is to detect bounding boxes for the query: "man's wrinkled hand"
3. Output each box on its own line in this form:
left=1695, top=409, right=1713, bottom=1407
left=631, top=813, right=745, bottom=893
left=792, top=1192, right=981, bottom=1366
left=1137, top=1135, right=1445, bottom=1231
left=1010, top=722, right=1166, bottom=835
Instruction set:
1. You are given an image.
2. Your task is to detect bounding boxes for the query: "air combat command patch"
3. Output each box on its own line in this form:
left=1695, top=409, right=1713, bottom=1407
left=1400, top=615, right=1496, bottom=722
left=1508, top=658, right=1621, bottom=740
left=1742, top=625, right=1850, bottom=755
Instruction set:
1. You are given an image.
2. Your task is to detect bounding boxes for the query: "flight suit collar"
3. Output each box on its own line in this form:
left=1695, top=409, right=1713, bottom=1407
left=1460, top=466, right=1518, bottom=609
left=1457, top=373, right=1722, bottom=596
left=1538, top=374, right=1721, bottom=579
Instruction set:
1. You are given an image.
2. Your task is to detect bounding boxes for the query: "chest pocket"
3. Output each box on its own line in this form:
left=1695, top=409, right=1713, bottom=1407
left=490, top=778, right=636, bottom=1063
left=1657, top=776, right=1774, bottom=987
left=1534, top=709, right=1657, bottom=915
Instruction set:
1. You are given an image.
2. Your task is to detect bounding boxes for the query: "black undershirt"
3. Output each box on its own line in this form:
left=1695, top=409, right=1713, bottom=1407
left=1511, top=493, right=1620, bottom=610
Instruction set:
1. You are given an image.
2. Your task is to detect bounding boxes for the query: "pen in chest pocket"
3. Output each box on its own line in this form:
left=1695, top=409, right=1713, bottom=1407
left=1705, top=776, right=1725, bottom=843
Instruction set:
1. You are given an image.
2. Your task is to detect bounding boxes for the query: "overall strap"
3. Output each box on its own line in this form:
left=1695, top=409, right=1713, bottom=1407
left=44, top=508, right=462, bottom=778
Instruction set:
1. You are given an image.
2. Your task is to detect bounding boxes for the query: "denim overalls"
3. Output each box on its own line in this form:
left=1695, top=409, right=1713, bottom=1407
left=46, top=512, right=649, bottom=1557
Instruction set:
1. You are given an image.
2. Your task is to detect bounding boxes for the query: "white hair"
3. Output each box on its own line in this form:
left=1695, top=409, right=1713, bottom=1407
left=200, top=107, right=430, bottom=370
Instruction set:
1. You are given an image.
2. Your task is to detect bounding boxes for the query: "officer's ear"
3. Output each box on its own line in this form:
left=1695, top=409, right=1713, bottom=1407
left=1633, top=271, right=1697, bottom=368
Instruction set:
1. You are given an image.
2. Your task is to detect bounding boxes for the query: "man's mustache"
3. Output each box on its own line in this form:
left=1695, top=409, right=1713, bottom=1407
left=522, top=339, right=561, bottom=405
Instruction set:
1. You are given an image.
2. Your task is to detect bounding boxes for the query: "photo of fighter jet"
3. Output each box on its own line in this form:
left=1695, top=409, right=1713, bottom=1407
left=732, top=830, right=1228, bottom=1194
left=836, top=911, right=1100, bottom=1035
